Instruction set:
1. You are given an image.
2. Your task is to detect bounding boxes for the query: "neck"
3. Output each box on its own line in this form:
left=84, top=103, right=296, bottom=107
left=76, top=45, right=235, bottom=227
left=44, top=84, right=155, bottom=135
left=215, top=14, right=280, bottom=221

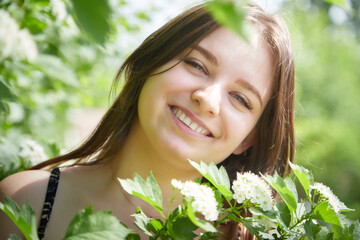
left=109, top=122, right=201, bottom=212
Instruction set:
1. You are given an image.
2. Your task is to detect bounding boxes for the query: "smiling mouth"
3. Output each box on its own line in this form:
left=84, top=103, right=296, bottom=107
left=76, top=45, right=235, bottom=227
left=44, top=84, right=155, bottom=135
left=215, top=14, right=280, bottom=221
left=171, top=106, right=212, bottom=137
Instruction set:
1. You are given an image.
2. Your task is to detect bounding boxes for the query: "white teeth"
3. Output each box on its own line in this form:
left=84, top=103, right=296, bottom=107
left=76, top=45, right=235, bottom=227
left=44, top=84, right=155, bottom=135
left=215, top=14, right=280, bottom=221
left=171, top=107, right=208, bottom=136
left=183, top=117, right=191, bottom=126
left=189, top=122, right=198, bottom=131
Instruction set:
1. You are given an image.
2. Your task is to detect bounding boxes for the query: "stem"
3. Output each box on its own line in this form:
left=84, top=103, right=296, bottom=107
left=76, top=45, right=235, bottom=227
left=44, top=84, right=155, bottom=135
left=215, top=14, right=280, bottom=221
left=167, top=188, right=180, bottom=218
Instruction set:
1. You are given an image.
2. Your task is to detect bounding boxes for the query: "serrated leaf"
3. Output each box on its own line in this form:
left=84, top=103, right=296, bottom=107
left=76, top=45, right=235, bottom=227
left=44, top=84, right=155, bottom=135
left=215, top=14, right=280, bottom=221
left=187, top=202, right=218, bottom=233
left=289, top=162, right=314, bottom=197
left=314, top=202, right=342, bottom=238
left=263, top=173, right=298, bottom=213
left=119, top=172, right=163, bottom=217
left=0, top=197, right=38, bottom=240
left=314, top=202, right=341, bottom=227
left=70, top=0, right=112, bottom=44
left=132, top=208, right=153, bottom=236
left=188, top=160, right=233, bottom=202
left=64, top=205, right=132, bottom=240
left=206, top=0, right=249, bottom=41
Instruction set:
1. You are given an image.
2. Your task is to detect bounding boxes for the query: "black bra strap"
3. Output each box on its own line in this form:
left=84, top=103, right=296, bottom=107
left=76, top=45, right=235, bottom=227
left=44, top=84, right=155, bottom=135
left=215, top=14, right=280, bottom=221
left=37, top=167, right=60, bottom=239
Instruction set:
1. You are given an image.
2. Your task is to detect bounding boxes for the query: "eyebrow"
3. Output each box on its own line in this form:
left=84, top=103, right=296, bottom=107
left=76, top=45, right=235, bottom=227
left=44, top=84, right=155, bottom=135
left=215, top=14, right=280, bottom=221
left=194, top=45, right=219, bottom=66
left=236, top=79, right=263, bottom=107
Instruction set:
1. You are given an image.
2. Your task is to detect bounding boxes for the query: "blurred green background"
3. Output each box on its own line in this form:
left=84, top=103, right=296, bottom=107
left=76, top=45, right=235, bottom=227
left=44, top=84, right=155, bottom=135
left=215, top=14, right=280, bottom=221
left=0, top=0, right=359, bottom=220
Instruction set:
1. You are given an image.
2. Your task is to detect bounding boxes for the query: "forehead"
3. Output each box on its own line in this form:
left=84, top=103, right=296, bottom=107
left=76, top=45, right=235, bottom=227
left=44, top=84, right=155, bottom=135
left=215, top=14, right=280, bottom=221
left=193, top=27, right=275, bottom=106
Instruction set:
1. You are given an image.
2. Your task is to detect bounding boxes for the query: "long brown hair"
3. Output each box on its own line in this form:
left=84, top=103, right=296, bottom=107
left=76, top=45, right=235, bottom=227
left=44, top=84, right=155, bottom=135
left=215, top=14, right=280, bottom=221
left=33, top=3, right=295, bottom=179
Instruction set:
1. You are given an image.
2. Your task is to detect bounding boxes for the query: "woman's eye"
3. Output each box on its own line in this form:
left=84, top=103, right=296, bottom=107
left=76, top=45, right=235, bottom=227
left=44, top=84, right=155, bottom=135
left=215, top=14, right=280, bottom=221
left=230, top=92, right=253, bottom=110
left=184, top=59, right=207, bottom=75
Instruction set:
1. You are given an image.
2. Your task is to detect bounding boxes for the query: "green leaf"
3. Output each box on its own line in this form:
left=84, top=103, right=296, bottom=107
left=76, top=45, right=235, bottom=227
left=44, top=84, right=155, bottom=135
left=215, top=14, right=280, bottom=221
left=119, top=172, right=164, bottom=217
left=304, top=220, right=321, bottom=240
left=148, top=219, right=163, bottom=235
left=169, top=215, right=197, bottom=240
left=289, top=162, right=314, bottom=197
left=132, top=208, right=153, bottom=236
left=70, top=0, right=112, bottom=44
left=314, top=226, right=333, bottom=240
left=206, top=0, right=249, bottom=41
left=0, top=197, right=39, bottom=240
left=0, top=77, right=16, bottom=101
left=64, top=205, right=132, bottom=240
left=276, top=202, right=291, bottom=227
left=189, top=160, right=233, bottom=202
left=263, top=172, right=298, bottom=214
left=187, top=202, right=218, bottom=233
left=313, top=202, right=342, bottom=238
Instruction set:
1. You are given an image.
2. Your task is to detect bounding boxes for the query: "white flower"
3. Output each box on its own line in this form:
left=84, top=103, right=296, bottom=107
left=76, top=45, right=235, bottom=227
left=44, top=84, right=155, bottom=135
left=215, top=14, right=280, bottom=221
left=312, top=182, right=346, bottom=213
left=16, top=29, right=38, bottom=61
left=19, top=139, right=48, bottom=166
left=232, top=172, right=274, bottom=210
left=0, top=9, right=38, bottom=62
left=50, top=0, right=67, bottom=22
left=0, top=10, right=19, bottom=60
left=172, top=179, right=219, bottom=221
left=171, top=179, right=184, bottom=189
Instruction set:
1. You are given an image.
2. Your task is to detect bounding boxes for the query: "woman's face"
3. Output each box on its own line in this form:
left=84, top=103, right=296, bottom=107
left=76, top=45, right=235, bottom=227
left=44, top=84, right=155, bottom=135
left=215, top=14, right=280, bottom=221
left=134, top=27, right=275, bottom=169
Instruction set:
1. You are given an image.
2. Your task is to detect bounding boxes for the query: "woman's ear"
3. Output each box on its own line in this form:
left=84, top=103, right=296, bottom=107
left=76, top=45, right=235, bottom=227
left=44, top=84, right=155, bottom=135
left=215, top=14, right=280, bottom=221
left=233, top=128, right=258, bottom=155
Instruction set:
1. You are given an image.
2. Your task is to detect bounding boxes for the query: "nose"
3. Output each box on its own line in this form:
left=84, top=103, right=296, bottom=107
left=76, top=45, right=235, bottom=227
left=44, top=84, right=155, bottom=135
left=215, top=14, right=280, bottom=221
left=191, top=84, right=221, bottom=117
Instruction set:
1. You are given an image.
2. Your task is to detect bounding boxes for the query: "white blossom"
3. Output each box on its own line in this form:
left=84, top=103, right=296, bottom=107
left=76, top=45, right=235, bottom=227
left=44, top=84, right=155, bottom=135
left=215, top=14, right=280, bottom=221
left=19, top=139, right=48, bottom=166
left=312, top=182, right=345, bottom=213
left=232, top=172, right=274, bottom=211
left=50, top=0, right=67, bottom=22
left=0, top=9, right=38, bottom=62
left=172, top=179, right=219, bottom=221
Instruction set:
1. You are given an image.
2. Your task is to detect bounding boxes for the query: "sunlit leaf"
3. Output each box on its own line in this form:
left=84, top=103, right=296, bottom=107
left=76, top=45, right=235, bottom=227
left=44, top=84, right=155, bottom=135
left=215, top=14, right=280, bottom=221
left=70, top=0, right=112, bottom=44
left=119, top=172, right=164, bottom=217
left=206, top=0, right=249, bottom=41
left=187, top=202, right=218, bottom=233
left=0, top=197, right=39, bottom=240
left=132, top=208, right=153, bottom=236
left=289, top=162, right=314, bottom=198
left=263, top=173, right=298, bottom=214
left=314, top=202, right=342, bottom=238
left=189, top=160, right=233, bottom=202
left=64, top=205, right=132, bottom=239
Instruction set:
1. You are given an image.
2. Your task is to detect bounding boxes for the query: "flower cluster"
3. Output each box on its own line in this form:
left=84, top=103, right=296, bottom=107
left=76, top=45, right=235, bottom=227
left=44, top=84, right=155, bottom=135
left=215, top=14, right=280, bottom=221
left=0, top=10, right=38, bottom=62
left=19, top=139, right=48, bottom=166
left=171, top=179, right=219, bottom=221
left=312, top=182, right=344, bottom=213
left=232, top=172, right=273, bottom=210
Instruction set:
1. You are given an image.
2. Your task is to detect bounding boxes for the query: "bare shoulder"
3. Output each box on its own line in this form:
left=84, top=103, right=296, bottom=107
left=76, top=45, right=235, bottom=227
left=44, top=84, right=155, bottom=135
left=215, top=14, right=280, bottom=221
left=0, top=170, right=51, bottom=238
left=0, top=169, right=50, bottom=203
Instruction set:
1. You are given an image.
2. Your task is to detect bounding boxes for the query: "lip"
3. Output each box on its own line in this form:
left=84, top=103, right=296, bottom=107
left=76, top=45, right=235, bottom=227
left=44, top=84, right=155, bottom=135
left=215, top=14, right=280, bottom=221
left=169, top=105, right=213, bottom=138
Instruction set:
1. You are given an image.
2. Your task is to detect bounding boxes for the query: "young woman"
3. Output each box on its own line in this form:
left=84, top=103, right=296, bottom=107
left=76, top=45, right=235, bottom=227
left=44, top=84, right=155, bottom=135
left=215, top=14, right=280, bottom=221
left=0, top=2, right=295, bottom=239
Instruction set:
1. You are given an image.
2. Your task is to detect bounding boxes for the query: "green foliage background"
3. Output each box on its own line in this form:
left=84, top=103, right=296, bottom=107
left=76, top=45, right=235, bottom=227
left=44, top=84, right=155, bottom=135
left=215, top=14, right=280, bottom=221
left=0, top=0, right=359, bottom=221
